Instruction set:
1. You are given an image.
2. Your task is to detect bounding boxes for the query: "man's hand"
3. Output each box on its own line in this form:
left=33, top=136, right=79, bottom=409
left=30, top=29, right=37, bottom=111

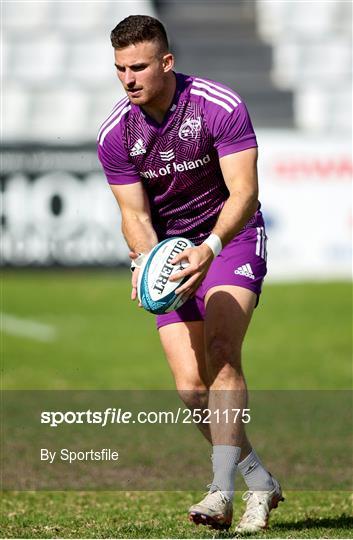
left=169, top=244, right=214, bottom=299
left=129, top=251, right=142, bottom=305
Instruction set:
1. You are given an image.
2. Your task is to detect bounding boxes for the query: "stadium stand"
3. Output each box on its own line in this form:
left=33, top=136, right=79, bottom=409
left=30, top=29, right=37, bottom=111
left=30, top=86, right=89, bottom=142
left=2, top=0, right=351, bottom=142
left=9, top=34, right=66, bottom=83
left=3, top=82, right=30, bottom=140
left=155, top=0, right=294, bottom=128
left=2, top=1, right=156, bottom=143
left=3, top=1, right=50, bottom=31
left=256, top=0, right=352, bottom=131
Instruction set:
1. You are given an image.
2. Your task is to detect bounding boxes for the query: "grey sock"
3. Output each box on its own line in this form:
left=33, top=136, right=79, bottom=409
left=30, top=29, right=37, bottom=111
left=238, top=449, right=274, bottom=491
left=210, top=445, right=241, bottom=500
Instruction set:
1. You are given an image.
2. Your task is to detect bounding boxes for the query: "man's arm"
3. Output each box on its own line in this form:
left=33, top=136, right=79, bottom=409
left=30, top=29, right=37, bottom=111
left=170, top=148, right=259, bottom=296
left=213, top=147, right=259, bottom=245
left=110, top=182, right=158, bottom=253
left=110, top=182, right=159, bottom=301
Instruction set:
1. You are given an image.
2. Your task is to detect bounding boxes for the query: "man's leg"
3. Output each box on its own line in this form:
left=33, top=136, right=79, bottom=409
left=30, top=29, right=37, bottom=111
left=158, top=312, right=282, bottom=531
left=204, top=286, right=255, bottom=498
left=159, top=319, right=254, bottom=451
left=159, top=319, right=233, bottom=529
left=159, top=321, right=212, bottom=443
left=159, top=316, right=253, bottom=530
left=204, top=285, right=284, bottom=534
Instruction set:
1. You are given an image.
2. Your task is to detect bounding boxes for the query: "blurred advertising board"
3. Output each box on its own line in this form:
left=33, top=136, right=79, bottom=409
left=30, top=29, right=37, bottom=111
left=1, top=145, right=128, bottom=267
left=257, top=130, right=351, bottom=281
left=1, top=132, right=352, bottom=280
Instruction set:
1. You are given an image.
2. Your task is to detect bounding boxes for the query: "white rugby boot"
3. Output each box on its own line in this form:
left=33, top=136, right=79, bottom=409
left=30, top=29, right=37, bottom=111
left=234, top=476, right=284, bottom=534
left=188, top=486, right=233, bottom=530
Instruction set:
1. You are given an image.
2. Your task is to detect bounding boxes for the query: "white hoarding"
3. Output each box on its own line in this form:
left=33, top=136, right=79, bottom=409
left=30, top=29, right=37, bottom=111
left=1, top=131, right=352, bottom=279
left=257, top=130, right=351, bottom=280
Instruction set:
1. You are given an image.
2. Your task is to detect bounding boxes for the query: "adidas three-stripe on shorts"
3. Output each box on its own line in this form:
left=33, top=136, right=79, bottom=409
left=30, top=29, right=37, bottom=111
left=156, top=210, right=268, bottom=329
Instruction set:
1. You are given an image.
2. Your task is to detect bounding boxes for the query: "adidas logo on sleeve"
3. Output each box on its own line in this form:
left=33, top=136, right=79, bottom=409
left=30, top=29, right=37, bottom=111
left=234, top=263, right=255, bottom=280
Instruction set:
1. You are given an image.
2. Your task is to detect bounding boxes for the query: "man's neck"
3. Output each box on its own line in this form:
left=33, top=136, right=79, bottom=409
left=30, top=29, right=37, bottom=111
left=141, top=73, right=177, bottom=125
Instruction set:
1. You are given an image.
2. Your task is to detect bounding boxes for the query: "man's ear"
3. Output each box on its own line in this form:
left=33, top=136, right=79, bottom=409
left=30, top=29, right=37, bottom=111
left=162, top=52, right=174, bottom=73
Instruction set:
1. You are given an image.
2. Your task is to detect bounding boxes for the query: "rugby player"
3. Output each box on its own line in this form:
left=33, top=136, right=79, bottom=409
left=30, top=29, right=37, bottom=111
left=97, top=15, right=284, bottom=534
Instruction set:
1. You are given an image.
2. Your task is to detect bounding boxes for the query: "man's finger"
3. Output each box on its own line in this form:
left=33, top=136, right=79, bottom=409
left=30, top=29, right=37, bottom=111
left=131, top=286, right=137, bottom=300
left=171, top=249, right=191, bottom=265
left=175, top=274, right=200, bottom=295
left=169, top=265, right=195, bottom=282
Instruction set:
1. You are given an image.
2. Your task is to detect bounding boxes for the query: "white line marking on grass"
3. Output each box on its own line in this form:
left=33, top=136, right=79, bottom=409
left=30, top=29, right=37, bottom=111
left=1, top=313, right=57, bottom=342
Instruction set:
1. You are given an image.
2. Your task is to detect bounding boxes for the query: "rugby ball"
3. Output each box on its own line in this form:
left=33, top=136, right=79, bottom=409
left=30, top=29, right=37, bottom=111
left=137, top=237, right=194, bottom=314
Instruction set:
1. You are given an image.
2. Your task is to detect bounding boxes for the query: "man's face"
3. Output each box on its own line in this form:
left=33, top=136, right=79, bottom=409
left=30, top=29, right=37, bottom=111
left=114, top=40, right=170, bottom=106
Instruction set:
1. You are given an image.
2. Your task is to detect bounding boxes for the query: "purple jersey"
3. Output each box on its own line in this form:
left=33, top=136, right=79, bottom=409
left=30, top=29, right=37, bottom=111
left=97, top=73, right=258, bottom=244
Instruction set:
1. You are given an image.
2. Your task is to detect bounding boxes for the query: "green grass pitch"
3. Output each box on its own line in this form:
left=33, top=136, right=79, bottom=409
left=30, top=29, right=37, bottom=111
left=1, top=271, right=352, bottom=538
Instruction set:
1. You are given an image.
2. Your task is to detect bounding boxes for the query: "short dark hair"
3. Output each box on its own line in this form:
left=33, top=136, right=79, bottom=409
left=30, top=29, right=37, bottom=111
left=111, top=15, right=169, bottom=52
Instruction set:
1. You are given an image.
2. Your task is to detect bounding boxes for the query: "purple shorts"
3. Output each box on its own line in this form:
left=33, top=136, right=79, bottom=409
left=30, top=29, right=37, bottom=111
left=156, top=213, right=268, bottom=329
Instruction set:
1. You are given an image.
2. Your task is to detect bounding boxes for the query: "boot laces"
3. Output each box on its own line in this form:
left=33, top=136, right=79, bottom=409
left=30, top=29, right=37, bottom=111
left=198, top=484, right=229, bottom=508
left=240, top=490, right=270, bottom=522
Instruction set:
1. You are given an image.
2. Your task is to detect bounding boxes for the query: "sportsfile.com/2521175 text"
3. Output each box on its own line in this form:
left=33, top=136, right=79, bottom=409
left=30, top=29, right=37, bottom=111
left=40, top=408, right=251, bottom=427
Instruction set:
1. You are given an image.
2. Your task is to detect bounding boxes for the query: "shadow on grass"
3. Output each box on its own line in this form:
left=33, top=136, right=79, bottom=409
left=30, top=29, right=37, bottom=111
left=211, top=514, right=353, bottom=538
left=274, top=513, right=353, bottom=531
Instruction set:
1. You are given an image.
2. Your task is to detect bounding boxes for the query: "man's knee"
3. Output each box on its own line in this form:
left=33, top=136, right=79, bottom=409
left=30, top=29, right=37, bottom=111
left=206, top=334, right=243, bottom=383
left=206, top=334, right=241, bottom=366
left=177, top=385, right=209, bottom=410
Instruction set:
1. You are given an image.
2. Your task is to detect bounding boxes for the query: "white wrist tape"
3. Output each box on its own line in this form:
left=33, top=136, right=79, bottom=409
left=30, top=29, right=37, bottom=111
left=203, top=234, right=222, bottom=258
left=130, top=253, right=146, bottom=272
